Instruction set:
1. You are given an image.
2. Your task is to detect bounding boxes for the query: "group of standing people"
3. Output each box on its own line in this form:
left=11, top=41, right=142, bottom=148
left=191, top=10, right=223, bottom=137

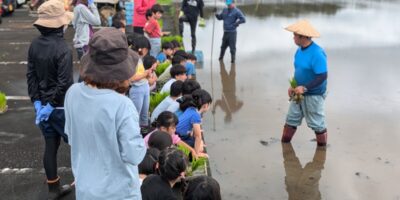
left=26, top=0, right=328, bottom=199
left=134, top=0, right=246, bottom=63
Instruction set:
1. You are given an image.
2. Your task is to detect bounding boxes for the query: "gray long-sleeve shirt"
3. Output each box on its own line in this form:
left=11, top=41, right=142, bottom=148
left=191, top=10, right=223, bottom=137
left=72, top=4, right=101, bottom=48
left=216, top=7, right=246, bottom=32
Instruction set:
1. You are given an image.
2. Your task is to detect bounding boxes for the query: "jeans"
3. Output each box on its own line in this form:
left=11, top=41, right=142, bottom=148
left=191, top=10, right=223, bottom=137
left=285, top=94, right=327, bottom=132
left=179, top=16, right=197, bottom=52
left=148, top=38, right=161, bottom=58
left=129, top=83, right=150, bottom=126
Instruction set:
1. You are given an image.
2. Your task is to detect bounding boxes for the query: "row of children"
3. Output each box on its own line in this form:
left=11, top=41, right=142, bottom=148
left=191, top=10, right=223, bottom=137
left=139, top=129, right=221, bottom=199
left=127, top=31, right=213, bottom=157
left=72, top=25, right=216, bottom=200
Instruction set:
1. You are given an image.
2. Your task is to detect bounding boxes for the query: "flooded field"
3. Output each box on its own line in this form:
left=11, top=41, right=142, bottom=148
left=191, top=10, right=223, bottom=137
left=186, top=0, right=400, bottom=199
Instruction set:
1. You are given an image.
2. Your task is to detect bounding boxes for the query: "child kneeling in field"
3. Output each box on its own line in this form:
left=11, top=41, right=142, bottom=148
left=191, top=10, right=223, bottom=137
left=176, top=89, right=212, bottom=154
left=145, top=111, right=207, bottom=159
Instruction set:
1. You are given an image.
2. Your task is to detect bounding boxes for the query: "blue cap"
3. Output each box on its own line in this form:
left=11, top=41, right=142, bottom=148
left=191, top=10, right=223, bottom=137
left=226, top=0, right=233, bottom=5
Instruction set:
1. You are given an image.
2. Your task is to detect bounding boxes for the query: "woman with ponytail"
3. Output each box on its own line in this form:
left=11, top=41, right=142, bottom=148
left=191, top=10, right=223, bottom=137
left=176, top=89, right=212, bottom=154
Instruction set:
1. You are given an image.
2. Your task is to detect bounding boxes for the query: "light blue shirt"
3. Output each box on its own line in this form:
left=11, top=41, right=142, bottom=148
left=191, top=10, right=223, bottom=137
left=64, top=83, right=146, bottom=200
left=160, top=78, right=176, bottom=94
left=150, top=96, right=180, bottom=123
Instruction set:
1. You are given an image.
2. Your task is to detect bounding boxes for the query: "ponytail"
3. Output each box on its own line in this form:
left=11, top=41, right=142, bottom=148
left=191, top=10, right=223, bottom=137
left=158, top=147, right=188, bottom=181
left=179, top=89, right=212, bottom=111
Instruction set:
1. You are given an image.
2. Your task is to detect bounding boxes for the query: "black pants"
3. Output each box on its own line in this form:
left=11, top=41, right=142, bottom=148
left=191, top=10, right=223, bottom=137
left=133, top=26, right=144, bottom=35
left=39, top=110, right=68, bottom=180
left=179, top=16, right=197, bottom=52
left=219, top=31, right=237, bottom=60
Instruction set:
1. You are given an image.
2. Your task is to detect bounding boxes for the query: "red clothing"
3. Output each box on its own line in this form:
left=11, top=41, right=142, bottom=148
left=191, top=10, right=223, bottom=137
left=133, top=0, right=156, bottom=27
left=144, top=18, right=162, bottom=38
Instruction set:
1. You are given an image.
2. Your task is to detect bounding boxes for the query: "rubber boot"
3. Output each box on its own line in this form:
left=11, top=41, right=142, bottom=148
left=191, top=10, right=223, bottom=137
left=315, top=130, right=328, bottom=146
left=281, top=124, right=297, bottom=143
left=231, top=54, right=236, bottom=63
left=218, top=51, right=225, bottom=61
left=191, top=45, right=196, bottom=55
left=47, top=177, right=73, bottom=200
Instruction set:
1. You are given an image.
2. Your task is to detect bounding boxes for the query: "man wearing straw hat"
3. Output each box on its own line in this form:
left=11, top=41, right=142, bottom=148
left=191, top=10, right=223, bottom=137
left=26, top=0, right=74, bottom=198
left=281, top=20, right=328, bottom=146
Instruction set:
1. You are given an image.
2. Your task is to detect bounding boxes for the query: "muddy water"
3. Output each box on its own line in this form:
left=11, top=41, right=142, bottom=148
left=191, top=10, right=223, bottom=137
left=178, top=0, right=400, bottom=199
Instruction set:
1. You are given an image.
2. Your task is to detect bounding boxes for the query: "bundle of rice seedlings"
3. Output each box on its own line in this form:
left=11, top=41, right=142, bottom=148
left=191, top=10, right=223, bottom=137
left=155, top=61, right=171, bottom=77
left=289, top=77, right=304, bottom=104
left=149, top=92, right=169, bottom=113
left=0, top=91, right=8, bottom=114
left=177, top=143, right=208, bottom=176
left=161, top=35, right=184, bottom=50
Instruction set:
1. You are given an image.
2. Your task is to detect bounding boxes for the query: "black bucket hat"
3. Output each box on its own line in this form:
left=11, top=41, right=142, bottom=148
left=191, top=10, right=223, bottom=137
left=80, top=28, right=139, bottom=82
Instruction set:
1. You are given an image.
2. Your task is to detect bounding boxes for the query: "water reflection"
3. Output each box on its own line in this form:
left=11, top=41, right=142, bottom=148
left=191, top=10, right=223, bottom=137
left=212, top=61, right=243, bottom=123
left=203, top=3, right=342, bottom=19
left=282, top=143, right=326, bottom=200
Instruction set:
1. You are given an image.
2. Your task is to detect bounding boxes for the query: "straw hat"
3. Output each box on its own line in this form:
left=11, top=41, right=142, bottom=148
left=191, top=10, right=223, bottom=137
left=80, top=28, right=140, bottom=83
left=285, top=19, right=320, bottom=38
left=34, top=0, right=73, bottom=28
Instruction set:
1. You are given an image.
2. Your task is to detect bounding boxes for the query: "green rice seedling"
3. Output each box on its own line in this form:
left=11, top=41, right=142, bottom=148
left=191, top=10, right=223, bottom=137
left=157, top=0, right=172, bottom=5
left=149, top=92, right=169, bottom=113
left=177, top=143, right=208, bottom=176
left=289, top=77, right=304, bottom=104
left=177, top=143, right=191, bottom=157
left=161, top=35, right=184, bottom=49
left=155, top=61, right=171, bottom=76
left=0, top=91, right=7, bottom=113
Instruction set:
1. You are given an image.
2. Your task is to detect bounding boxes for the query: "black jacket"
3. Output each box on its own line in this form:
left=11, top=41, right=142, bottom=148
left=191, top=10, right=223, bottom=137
left=27, top=26, right=73, bottom=107
left=181, top=0, right=204, bottom=20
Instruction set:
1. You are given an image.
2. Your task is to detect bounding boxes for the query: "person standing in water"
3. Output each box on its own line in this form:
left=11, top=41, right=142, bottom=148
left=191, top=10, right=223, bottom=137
left=215, top=0, right=246, bottom=63
left=281, top=20, right=328, bottom=146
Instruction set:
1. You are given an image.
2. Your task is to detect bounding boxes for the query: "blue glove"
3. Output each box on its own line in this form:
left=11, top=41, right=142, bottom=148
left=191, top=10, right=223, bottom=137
left=36, top=103, right=54, bottom=125
left=34, top=101, right=42, bottom=113
left=34, top=101, right=42, bottom=125
left=88, top=0, right=94, bottom=5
